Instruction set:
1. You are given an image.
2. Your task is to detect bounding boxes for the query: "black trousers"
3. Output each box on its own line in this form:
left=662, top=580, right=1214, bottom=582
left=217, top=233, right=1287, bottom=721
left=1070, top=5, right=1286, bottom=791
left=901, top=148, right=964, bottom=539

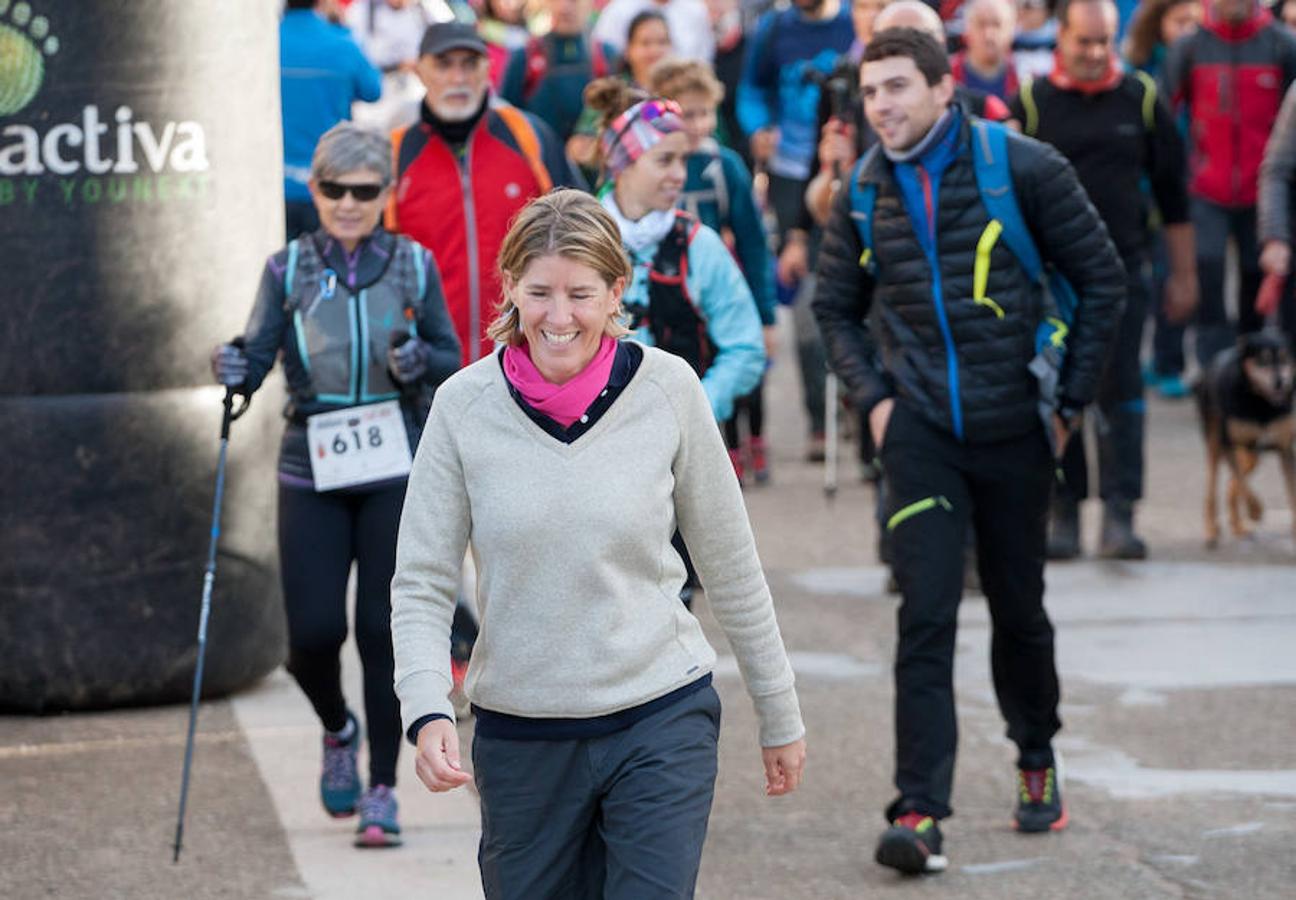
left=723, top=378, right=766, bottom=448
left=278, top=482, right=405, bottom=787
left=1148, top=233, right=1187, bottom=377
left=473, top=687, right=720, bottom=900
left=769, top=171, right=828, bottom=435
left=1058, top=254, right=1148, bottom=502
left=881, top=403, right=1061, bottom=821
left=1192, top=198, right=1264, bottom=368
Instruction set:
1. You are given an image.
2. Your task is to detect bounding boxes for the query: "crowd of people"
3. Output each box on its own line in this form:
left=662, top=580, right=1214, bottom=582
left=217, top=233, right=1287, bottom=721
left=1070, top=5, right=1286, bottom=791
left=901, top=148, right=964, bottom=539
left=210, top=0, right=1296, bottom=892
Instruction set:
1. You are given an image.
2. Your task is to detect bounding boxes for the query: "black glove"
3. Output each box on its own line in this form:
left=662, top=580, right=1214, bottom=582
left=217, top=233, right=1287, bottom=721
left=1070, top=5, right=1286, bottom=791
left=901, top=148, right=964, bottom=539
left=211, top=343, right=249, bottom=387
left=388, top=337, right=430, bottom=385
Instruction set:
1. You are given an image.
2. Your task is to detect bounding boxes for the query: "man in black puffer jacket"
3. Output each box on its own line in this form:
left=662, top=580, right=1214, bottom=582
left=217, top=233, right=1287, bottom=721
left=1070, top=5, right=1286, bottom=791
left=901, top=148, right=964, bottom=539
left=812, top=29, right=1124, bottom=875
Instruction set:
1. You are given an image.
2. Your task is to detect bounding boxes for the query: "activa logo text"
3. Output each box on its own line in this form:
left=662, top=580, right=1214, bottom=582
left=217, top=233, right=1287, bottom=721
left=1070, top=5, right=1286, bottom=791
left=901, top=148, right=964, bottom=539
left=0, top=105, right=209, bottom=177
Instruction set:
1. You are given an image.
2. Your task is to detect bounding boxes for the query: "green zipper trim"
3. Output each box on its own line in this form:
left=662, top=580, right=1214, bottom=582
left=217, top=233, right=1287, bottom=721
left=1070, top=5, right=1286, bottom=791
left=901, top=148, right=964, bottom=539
left=887, top=495, right=953, bottom=532
left=973, top=219, right=1006, bottom=320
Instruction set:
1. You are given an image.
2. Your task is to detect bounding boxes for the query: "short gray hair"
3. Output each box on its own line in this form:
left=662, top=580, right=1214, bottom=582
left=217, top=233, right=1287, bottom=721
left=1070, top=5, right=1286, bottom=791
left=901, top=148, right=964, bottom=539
left=310, top=122, right=392, bottom=185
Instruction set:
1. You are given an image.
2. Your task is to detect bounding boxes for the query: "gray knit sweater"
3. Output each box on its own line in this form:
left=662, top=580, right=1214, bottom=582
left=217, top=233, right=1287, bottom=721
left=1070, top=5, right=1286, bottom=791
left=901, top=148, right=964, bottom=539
left=390, top=345, right=804, bottom=748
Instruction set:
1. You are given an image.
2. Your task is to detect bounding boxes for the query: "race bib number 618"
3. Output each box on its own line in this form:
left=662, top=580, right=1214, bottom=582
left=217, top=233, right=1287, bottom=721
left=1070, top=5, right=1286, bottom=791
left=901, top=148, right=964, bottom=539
left=306, top=400, right=412, bottom=492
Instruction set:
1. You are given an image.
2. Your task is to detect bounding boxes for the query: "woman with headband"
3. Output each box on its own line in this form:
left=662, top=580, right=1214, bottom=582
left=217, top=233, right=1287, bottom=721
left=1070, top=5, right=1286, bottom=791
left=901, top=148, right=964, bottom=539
left=584, top=77, right=766, bottom=428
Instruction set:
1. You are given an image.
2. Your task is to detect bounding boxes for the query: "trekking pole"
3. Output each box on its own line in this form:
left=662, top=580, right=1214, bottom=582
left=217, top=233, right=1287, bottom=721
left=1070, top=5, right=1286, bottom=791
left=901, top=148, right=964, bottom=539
left=824, top=372, right=839, bottom=498
left=173, top=340, right=250, bottom=863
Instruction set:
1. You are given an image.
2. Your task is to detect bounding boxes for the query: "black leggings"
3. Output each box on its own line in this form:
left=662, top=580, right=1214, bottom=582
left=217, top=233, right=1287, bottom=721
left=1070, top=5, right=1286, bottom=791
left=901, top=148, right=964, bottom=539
left=279, top=482, right=405, bottom=788
left=723, top=379, right=766, bottom=449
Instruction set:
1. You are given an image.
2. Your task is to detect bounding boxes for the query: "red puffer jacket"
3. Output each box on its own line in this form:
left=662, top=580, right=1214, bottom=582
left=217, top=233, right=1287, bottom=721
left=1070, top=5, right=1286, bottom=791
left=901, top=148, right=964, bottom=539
left=1165, top=5, right=1296, bottom=207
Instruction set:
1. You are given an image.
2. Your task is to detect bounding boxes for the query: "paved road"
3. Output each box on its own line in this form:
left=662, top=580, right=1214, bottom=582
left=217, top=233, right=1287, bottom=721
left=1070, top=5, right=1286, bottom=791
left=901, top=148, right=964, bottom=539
left=4, top=318, right=1294, bottom=899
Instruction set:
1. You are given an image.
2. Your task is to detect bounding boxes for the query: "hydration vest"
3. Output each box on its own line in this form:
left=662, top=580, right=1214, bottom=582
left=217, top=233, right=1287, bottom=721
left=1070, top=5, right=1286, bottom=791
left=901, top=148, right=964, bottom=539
left=282, top=235, right=427, bottom=406
left=629, top=211, right=715, bottom=376
left=522, top=33, right=610, bottom=102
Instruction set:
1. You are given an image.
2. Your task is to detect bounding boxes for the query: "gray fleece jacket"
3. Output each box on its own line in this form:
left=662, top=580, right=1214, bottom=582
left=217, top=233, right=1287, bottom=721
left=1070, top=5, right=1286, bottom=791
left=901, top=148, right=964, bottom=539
left=390, top=345, right=805, bottom=748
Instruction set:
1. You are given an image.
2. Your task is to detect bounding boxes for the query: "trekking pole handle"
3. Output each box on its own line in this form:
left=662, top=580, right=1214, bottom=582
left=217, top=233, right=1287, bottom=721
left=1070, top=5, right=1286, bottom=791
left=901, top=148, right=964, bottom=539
left=221, top=336, right=251, bottom=437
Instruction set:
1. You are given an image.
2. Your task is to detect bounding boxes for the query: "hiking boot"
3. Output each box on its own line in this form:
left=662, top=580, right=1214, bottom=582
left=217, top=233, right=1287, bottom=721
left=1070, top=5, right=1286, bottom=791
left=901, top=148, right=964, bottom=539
left=1047, top=496, right=1081, bottom=560
left=320, top=713, right=361, bottom=818
left=749, top=436, right=770, bottom=483
left=1099, top=498, right=1147, bottom=560
left=354, top=785, right=402, bottom=848
left=875, top=811, right=948, bottom=875
left=1014, top=762, right=1068, bottom=833
left=728, top=447, right=746, bottom=485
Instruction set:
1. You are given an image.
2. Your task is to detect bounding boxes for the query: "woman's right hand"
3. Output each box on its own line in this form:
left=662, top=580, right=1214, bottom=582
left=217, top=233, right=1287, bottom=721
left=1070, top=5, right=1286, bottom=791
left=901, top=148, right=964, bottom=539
left=415, top=719, right=473, bottom=793
left=210, top=343, right=249, bottom=388
left=761, top=737, right=806, bottom=797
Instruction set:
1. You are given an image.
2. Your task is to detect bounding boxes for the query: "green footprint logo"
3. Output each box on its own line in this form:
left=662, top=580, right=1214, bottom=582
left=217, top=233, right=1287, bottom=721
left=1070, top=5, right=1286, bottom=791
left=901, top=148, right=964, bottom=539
left=0, top=0, right=58, bottom=117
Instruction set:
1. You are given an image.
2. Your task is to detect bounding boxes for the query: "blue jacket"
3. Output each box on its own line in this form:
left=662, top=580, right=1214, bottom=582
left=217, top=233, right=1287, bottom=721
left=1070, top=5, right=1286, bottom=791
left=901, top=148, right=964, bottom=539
left=624, top=223, right=766, bottom=421
left=681, top=142, right=776, bottom=326
left=737, top=7, right=854, bottom=181
left=280, top=10, right=382, bottom=202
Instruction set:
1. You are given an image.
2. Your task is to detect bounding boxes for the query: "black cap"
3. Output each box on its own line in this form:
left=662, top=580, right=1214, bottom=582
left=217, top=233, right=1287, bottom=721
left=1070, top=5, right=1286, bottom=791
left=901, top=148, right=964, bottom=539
left=419, top=21, right=487, bottom=58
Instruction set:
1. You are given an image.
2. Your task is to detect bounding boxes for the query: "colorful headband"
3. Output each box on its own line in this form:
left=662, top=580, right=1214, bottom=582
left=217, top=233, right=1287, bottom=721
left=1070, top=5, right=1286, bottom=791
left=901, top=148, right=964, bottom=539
left=600, top=98, right=685, bottom=179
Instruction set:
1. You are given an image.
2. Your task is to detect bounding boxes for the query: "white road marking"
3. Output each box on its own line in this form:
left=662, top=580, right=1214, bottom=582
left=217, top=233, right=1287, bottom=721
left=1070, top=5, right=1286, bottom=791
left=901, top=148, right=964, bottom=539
left=1202, top=822, right=1265, bottom=838
left=961, top=858, right=1046, bottom=875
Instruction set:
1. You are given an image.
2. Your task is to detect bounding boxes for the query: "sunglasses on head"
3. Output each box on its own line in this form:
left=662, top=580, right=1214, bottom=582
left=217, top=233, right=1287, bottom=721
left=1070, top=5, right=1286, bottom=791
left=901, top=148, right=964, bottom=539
left=317, top=181, right=385, bottom=202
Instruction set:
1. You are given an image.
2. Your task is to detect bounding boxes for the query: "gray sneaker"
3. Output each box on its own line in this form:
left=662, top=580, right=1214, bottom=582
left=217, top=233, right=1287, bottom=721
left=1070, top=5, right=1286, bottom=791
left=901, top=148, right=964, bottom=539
left=354, top=785, right=402, bottom=848
left=320, top=714, right=361, bottom=818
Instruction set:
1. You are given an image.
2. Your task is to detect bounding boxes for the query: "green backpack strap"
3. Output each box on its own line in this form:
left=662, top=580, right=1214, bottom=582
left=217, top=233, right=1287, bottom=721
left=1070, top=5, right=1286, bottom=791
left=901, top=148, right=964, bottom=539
left=1134, top=70, right=1158, bottom=131
left=1019, top=77, right=1039, bottom=137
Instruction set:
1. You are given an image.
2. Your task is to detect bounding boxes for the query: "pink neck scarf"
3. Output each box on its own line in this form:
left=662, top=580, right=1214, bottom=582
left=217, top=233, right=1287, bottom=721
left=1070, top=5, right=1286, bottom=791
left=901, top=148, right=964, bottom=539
left=503, top=336, right=618, bottom=427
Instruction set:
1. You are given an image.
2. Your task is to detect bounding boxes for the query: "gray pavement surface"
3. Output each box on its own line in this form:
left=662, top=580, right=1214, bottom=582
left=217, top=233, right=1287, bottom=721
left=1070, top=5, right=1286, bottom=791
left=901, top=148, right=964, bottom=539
left=5, top=313, right=1295, bottom=898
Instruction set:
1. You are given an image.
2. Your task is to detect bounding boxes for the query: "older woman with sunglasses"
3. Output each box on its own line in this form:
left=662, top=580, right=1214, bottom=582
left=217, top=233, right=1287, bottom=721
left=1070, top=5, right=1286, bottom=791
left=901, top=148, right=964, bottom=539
left=209, top=122, right=460, bottom=849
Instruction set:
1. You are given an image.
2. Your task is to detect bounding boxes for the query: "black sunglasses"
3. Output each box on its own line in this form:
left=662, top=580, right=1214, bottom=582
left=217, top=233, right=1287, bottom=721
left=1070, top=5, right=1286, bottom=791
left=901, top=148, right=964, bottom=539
left=317, top=181, right=385, bottom=202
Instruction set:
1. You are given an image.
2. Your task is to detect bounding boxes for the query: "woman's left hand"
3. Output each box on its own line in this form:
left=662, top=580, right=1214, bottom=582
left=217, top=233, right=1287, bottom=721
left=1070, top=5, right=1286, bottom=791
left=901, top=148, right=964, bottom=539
left=761, top=738, right=806, bottom=797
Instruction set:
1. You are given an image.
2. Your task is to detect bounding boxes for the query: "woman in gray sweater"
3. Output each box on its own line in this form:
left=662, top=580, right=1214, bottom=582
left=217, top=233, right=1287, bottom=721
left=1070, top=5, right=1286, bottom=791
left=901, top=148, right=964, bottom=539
left=390, top=189, right=806, bottom=898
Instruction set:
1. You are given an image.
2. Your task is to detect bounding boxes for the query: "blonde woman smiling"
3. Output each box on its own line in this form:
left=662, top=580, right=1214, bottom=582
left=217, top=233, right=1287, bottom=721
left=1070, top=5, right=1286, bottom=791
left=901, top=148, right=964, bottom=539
left=391, top=189, right=806, bottom=899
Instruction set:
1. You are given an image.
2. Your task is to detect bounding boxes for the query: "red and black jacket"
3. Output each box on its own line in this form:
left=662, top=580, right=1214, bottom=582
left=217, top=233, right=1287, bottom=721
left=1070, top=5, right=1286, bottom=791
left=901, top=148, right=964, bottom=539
left=386, top=100, right=577, bottom=365
left=1164, top=4, right=1296, bottom=207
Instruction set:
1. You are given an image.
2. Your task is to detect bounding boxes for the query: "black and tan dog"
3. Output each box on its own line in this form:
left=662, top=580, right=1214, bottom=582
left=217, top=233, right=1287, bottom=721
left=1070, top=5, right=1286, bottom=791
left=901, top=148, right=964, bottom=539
left=1196, top=331, right=1296, bottom=547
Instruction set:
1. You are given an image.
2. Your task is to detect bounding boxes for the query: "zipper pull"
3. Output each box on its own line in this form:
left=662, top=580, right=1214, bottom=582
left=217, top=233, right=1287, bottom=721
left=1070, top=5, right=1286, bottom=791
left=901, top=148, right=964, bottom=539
left=321, top=269, right=337, bottom=300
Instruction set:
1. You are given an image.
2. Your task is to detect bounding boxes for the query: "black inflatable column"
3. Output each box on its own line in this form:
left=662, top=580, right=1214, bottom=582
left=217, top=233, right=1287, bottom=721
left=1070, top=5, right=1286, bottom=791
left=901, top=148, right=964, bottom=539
left=1, top=0, right=287, bottom=710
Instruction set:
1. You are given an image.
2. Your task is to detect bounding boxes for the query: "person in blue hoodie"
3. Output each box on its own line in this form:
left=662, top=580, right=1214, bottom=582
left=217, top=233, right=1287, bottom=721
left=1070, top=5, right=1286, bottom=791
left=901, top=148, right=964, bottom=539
left=738, top=0, right=854, bottom=459
left=652, top=57, right=777, bottom=483
left=281, top=0, right=382, bottom=240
